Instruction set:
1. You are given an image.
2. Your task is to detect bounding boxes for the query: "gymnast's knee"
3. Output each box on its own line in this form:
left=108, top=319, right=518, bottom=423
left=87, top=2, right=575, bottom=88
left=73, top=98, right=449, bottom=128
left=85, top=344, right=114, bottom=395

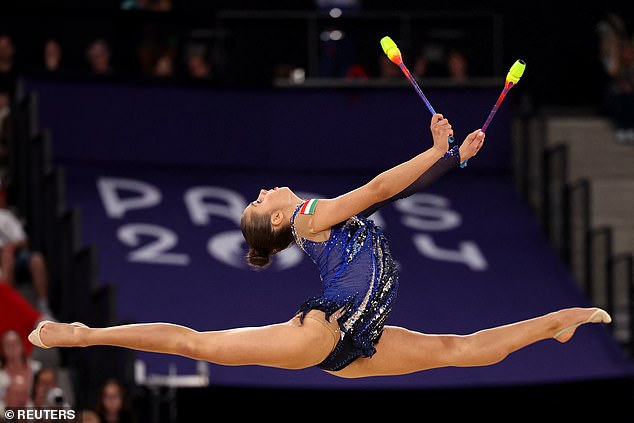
left=174, top=330, right=207, bottom=360
left=445, top=334, right=508, bottom=367
left=438, top=335, right=474, bottom=366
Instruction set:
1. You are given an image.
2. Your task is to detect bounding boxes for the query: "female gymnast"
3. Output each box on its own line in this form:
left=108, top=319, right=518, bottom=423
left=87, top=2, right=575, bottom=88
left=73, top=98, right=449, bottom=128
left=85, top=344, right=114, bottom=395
left=29, top=114, right=610, bottom=379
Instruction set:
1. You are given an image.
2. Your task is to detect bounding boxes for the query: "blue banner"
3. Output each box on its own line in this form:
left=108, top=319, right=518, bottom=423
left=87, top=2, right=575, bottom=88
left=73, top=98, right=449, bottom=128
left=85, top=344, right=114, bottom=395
left=27, top=78, right=511, bottom=171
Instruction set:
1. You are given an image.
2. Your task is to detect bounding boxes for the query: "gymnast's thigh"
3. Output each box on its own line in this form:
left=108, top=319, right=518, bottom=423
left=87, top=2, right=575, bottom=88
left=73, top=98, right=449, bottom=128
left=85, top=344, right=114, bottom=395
left=325, top=325, right=455, bottom=378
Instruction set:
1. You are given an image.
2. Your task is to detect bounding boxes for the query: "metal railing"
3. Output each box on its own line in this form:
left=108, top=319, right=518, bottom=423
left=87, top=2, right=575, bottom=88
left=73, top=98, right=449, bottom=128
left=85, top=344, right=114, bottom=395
left=516, top=110, right=634, bottom=356
left=611, top=254, right=634, bottom=350
left=566, top=179, right=592, bottom=294
left=542, top=143, right=568, bottom=259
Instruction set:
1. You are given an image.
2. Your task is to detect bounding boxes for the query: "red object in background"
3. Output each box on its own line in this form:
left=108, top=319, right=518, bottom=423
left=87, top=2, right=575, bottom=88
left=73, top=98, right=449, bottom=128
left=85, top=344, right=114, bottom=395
left=0, top=283, right=42, bottom=356
left=345, top=64, right=368, bottom=79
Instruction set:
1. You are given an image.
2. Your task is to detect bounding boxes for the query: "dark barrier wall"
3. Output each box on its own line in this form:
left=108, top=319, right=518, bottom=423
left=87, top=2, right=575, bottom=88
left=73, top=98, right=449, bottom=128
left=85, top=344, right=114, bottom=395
left=25, top=78, right=511, bottom=172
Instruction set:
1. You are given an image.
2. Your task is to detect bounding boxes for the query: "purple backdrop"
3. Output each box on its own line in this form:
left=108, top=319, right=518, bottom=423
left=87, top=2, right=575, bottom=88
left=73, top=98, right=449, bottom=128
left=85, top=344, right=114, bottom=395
left=26, top=78, right=511, bottom=171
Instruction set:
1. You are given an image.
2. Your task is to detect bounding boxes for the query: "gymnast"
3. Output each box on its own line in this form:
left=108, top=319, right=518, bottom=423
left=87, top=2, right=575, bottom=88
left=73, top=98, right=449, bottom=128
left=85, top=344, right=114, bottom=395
left=29, top=114, right=610, bottom=378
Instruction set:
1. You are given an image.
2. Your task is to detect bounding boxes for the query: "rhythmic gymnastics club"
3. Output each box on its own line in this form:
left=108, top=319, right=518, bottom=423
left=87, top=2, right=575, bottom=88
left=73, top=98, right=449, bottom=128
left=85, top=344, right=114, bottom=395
left=482, top=59, right=526, bottom=132
left=460, top=59, right=526, bottom=168
left=380, top=36, right=454, bottom=144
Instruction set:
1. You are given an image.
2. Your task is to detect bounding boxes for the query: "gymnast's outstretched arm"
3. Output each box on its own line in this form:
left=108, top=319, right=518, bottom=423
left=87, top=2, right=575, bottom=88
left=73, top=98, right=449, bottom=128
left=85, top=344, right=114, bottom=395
left=300, top=114, right=484, bottom=235
left=359, top=127, right=484, bottom=218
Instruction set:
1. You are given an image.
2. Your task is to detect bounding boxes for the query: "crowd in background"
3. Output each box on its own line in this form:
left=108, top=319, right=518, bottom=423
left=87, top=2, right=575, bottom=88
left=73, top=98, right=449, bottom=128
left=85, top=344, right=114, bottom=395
left=0, top=31, right=474, bottom=90
left=0, top=0, right=474, bottom=84
left=0, top=198, right=138, bottom=421
left=0, top=16, right=142, bottom=423
left=0, top=32, right=214, bottom=90
left=0, top=336, right=138, bottom=423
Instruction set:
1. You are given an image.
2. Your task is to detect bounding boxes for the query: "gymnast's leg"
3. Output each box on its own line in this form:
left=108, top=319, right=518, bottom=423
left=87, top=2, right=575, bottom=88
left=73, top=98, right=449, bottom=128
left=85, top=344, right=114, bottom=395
left=328, top=307, right=610, bottom=379
left=30, top=310, right=339, bottom=370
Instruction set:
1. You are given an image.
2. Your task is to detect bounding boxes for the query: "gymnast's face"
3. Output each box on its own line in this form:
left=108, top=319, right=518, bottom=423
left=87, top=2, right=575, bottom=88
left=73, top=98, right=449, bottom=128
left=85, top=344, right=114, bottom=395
left=243, top=186, right=299, bottom=226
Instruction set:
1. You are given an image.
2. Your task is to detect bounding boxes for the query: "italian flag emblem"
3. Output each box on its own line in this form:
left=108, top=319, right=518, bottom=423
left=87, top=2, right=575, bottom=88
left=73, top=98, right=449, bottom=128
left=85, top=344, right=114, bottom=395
left=299, top=199, right=319, bottom=215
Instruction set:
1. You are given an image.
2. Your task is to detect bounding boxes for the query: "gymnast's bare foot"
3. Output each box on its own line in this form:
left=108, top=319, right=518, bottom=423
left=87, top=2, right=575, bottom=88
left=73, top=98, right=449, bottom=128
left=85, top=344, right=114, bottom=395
left=29, top=321, right=88, bottom=348
left=553, top=307, right=611, bottom=343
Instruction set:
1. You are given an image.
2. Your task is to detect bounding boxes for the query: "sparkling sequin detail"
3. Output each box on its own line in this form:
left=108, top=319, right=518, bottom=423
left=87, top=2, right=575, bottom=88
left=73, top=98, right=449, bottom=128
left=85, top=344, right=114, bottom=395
left=445, top=145, right=460, bottom=160
left=291, top=202, right=399, bottom=361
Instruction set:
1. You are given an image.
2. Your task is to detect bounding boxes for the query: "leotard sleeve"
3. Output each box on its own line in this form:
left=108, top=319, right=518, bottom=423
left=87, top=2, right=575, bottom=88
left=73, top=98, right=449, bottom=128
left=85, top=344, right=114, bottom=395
left=359, top=146, right=461, bottom=218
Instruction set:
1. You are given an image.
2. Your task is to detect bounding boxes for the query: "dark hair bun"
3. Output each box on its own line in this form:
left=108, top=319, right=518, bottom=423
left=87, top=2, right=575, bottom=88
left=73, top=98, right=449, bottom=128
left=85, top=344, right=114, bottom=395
left=247, top=248, right=270, bottom=268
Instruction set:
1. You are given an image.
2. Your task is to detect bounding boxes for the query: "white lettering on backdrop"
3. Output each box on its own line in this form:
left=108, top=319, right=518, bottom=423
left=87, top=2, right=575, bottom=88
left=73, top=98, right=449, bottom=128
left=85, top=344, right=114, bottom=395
left=97, top=177, right=486, bottom=271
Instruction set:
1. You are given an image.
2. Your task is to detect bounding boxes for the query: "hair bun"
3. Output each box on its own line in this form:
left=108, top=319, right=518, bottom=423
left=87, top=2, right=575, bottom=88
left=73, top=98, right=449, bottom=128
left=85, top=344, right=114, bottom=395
left=247, top=248, right=271, bottom=268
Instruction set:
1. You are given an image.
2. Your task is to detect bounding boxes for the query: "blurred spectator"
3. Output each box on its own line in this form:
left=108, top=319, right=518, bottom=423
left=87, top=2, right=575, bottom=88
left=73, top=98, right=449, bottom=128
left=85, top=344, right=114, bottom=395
left=31, top=367, right=65, bottom=408
left=0, top=202, right=52, bottom=317
left=153, top=49, right=175, bottom=78
left=0, top=35, right=16, bottom=97
left=1, top=376, right=32, bottom=414
left=95, top=379, right=136, bottom=423
left=136, top=25, right=162, bottom=77
left=446, top=49, right=469, bottom=82
left=43, top=39, right=63, bottom=72
left=86, top=39, right=113, bottom=75
left=0, top=330, right=41, bottom=403
left=597, top=12, right=634, bottom=144
left=186, top=52, right=212, bottom=80
left=136, top=21, right=180, bottom=78
left=0, top=36, right=15, bottom=75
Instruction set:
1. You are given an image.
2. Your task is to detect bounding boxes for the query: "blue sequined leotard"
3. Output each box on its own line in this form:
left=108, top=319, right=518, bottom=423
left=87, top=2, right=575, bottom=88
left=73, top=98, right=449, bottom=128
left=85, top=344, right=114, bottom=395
left=292, top=146, right=461, bottom=371
left=291, top=207, right=399, bottom=370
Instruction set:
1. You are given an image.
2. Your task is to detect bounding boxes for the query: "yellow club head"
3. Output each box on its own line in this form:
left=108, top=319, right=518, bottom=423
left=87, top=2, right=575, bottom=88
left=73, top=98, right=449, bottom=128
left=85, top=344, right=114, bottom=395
left=380, top=36, right=397, bottom=54
left=380, top=36, right=402, bottom=65
left=506, top=59, right=526, bottom=84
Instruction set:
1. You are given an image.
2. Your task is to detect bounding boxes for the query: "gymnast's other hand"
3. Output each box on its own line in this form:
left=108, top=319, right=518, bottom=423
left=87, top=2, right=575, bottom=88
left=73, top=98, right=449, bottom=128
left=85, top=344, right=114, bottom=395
left=458, top=129, right=485, bottom=162
left=429, top=113, right=452, bottom=154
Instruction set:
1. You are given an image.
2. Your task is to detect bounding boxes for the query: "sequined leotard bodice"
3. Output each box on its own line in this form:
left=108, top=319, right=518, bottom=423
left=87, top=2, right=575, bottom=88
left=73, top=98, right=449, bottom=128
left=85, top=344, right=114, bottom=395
left=291, top=209, right=399, bottom=363
left=291, top=146, right=460, bottom=370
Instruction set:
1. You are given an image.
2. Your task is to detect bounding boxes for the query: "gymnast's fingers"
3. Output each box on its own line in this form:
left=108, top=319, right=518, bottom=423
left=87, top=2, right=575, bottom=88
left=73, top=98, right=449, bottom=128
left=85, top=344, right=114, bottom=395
left=464, top=128, right=481, bottom=144
left=430, top=113, right=444, bottom=128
